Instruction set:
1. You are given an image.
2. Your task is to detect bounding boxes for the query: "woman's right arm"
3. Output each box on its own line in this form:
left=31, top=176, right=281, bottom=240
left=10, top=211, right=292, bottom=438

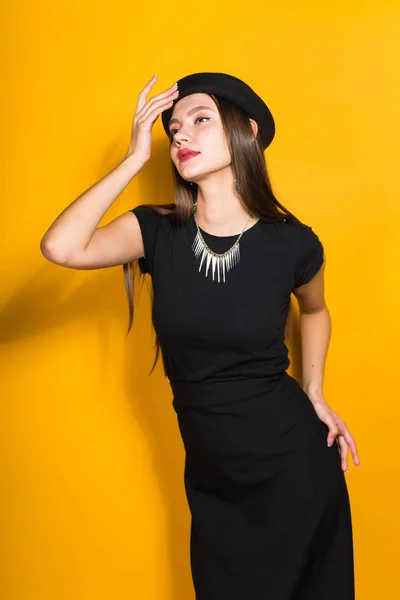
left=40, top=74, right=179, bottom=270
left=40, top=152, right=147, bottom=269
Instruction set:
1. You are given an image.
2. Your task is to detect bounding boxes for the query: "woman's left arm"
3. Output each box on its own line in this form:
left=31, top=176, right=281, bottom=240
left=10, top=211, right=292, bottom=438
left=292, top=254, right=360, bottom=472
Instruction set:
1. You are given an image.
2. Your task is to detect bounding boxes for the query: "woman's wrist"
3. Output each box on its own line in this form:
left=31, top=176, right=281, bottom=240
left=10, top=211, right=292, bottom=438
left=303, top=382, right=325, bottom=404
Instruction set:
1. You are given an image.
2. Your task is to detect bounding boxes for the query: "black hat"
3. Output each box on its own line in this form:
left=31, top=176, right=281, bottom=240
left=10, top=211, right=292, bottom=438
left=161, top=72, right=275, bottom=150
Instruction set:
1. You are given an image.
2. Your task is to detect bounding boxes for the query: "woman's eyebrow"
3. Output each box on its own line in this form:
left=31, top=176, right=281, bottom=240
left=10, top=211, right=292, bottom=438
left=169, top=105, right=215, bottom=127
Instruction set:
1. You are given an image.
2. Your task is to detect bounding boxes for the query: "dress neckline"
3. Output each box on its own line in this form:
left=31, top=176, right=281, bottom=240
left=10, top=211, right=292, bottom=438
left=191, top=214, right=263, bottom=240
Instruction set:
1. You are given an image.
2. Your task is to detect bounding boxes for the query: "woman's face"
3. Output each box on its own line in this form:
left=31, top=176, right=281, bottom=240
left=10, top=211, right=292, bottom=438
left=168, top=93, right=232, bottom=184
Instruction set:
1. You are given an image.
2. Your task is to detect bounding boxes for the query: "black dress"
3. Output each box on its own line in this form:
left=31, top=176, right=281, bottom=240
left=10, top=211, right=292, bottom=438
left=131, top=205, right=355, bottom=600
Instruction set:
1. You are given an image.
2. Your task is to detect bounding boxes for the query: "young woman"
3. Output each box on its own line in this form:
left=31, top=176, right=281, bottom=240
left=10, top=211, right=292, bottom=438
left=41, top=72, right=360, bottom=599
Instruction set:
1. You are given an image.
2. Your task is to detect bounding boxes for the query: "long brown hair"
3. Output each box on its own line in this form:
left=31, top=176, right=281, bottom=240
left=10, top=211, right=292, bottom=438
left=123, top=94, right=302, bottom=375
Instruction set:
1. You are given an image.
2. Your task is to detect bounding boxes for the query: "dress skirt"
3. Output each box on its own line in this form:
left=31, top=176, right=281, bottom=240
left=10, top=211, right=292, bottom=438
left=171, top=372, right=355, bottom=600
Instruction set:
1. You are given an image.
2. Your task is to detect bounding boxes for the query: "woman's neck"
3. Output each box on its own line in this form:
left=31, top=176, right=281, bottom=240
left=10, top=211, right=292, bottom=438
left=193, top=198, right=257, bottom=236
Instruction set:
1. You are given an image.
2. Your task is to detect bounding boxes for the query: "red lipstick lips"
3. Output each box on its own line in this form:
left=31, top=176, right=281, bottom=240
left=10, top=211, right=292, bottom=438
left=179, top=149, right=200, bottom=162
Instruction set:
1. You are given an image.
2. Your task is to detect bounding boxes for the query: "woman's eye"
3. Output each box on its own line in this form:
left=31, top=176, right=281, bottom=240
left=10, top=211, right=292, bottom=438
left=196, top=116, right=209, bottom=124
left=170, top=117, right=210, bottom=137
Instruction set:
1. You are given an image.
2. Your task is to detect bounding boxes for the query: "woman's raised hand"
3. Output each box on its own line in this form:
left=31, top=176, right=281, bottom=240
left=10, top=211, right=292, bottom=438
left=125, top=74, right=179, bottom=162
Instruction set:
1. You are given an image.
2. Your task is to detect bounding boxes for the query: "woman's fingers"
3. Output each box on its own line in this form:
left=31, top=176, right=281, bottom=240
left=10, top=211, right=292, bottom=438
left=329, top=417, right=360, bottom=468
left=138, top=85, right=179, bottom=123
left=341, top=429, right=360, bottom=467
left=139, top=81, right=177, bottom=108
left=336, top=436, right=349, bottom=472
left=332, top=413, right=360, bottom=467
left=134, top=75, right=157, bottom=113
left=136, top=80, right=178, bottom=120
left=324, top=414, right=340, bottom=446
left=314, top=402, right=361, bottom=470
left=138, top=74, right=158, bottom=99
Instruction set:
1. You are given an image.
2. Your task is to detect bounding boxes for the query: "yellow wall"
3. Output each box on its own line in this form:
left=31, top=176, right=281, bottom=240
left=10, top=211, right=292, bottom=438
left=1, top=1, right=399, bottom=598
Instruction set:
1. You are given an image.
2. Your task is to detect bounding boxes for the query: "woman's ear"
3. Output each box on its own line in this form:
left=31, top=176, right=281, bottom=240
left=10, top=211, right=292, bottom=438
left=249, top=118, right=258, bottom=139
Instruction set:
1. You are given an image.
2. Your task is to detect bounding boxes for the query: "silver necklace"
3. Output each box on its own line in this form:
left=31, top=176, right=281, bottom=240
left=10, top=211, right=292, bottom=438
left=192, top=202, right=252, bottom=283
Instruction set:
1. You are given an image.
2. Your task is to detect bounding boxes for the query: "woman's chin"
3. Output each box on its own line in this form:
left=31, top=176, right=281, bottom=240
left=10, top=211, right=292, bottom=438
left=179, top=169, right=202, bottom=183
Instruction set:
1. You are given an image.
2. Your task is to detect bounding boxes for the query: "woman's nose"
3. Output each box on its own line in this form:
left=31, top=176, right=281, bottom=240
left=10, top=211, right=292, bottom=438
left=174, top=127, right=191, bottom=142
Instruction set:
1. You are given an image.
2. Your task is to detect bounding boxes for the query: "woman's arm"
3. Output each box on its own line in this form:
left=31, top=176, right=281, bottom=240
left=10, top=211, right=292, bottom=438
left=300, top=308, right=331, bottom=397
left=292, top=254, right=330, bottom=398
left=40, top=152, right=147, bottom=268
left=292, top=254, right=360, bottom=470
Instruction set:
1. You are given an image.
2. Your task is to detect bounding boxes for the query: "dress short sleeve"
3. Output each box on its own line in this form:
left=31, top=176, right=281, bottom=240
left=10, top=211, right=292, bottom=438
left=130, top=204, right=160, bottom=275
left=294, top=223, right=324, bottom=288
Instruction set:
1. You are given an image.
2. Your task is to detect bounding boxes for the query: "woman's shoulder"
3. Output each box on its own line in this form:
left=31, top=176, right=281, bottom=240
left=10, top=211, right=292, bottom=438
left=260, top=214, right=313, bottom=233
left=285, top=217, right=322, bottom=244
left=130, top=202, right=177, bottom=229
left=129, top=204, right=177, bottom=275
left=131, top=202, right=175, bottom=217
left=268, top=214, right=320, bottom=237
left=260, top=215, right=323, bottom=256
left=282, top=217, right=324, bottom=268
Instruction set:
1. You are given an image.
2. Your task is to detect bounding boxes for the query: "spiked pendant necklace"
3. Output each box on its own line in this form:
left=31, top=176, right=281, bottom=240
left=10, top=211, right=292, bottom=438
left=192, top=202, right=251, bottom=283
